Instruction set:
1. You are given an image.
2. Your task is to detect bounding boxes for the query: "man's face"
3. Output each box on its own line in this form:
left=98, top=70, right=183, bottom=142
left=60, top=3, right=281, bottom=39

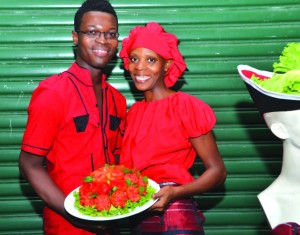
left=72, top=11, right=118, bottom=70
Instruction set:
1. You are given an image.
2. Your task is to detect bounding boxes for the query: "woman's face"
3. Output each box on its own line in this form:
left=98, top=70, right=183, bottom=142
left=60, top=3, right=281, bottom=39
left=128, top=47, right=170, bottom=92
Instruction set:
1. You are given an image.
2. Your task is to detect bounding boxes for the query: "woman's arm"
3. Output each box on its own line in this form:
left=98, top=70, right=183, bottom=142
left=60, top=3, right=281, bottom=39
left=151, top=131, right=226, bottom=211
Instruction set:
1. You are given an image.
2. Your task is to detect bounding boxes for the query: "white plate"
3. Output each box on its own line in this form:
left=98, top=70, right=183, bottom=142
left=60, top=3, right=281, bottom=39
left=64, top=179, right=160, bottom=221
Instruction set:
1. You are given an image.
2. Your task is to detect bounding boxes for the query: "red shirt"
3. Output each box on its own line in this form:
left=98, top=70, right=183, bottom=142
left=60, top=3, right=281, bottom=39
left=120, top=91, right=216, bottom=185
left=21, top=63, right=126, bottom=235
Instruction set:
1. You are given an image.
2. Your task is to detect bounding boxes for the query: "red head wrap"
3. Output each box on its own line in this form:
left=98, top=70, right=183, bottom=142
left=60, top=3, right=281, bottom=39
left=119, top=22, right=187, bottom=87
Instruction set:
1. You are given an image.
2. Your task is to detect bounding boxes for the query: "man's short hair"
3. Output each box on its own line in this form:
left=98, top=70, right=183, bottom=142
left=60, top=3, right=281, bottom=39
left=74, top=0, right=118, bottom=31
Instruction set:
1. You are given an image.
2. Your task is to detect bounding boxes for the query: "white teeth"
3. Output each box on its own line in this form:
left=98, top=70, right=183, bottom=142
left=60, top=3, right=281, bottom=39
left=93, top=49, right=108, bottom=56
left=136, top=76, right=150, bottom=82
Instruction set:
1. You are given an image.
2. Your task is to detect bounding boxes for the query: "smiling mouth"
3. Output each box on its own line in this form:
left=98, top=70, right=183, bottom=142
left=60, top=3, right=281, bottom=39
left=135, top=75, right=151, bottom=82
left=93, top=49, right=108, bottom=57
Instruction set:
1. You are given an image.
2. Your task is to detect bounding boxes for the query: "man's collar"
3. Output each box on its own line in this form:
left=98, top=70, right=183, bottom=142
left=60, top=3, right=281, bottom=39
left=68, top=62, right=107, bottom=88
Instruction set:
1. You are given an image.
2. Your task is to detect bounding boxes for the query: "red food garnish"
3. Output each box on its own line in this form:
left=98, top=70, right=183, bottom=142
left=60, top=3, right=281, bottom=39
left=80, top=194, right=95, bottom=207
left=110, top=178, right=128, bottom=192
left=110, top=190, right=127, bottom=208
left=89, top=181, right=111, bottom=195
left=78, top=165, right=149, bottom=212
left=91, top=168, right=108, bottom=182
left=124, top=173, right=139, bottom=185
left=126, top=186, right=141, bottom=202
left=95, top=195, right=111, bottom=211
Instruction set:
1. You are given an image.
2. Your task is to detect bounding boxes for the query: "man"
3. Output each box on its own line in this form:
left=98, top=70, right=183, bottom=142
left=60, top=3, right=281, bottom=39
left=18, top=0, right=126, bottom=234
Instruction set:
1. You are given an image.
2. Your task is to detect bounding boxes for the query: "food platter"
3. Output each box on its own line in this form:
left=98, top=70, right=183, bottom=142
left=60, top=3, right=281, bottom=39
left=64, top=179, right=160, bottom=221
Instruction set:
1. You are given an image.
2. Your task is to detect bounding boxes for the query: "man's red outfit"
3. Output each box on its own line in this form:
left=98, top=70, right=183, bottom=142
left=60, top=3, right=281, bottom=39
left=21, top=62, right=126, bottom=234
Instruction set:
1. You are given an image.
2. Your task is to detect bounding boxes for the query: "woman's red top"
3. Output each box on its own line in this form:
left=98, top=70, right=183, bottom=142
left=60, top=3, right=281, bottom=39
left=120, top=91, right=216, bottom=184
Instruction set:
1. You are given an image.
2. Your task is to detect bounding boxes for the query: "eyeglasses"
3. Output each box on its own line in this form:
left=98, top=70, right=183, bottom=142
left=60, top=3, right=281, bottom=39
left=76, top=30, right=119, bottom=40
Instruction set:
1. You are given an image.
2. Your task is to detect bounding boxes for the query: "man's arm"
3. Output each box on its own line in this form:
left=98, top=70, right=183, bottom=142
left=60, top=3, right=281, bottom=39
left=19, top=150, right=108, bottom=232
left=18, top=150, right=67, bottom=216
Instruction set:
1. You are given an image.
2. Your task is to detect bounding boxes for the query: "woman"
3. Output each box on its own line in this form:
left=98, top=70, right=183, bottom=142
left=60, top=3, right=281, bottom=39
left=119, top=22, right=226, bottom=234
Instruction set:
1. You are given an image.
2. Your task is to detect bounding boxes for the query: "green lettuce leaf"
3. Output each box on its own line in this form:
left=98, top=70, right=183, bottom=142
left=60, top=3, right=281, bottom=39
left=273, top=43, right=300, bottom=73
left=251, top=42, right=300, bottom=96
left=251, top=70, right=300, bottom=95
left=73, top=185, right=156, bottom=217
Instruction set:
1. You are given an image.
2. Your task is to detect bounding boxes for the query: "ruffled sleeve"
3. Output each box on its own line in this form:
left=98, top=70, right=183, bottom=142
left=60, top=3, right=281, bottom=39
left=176, top=92, right=216, bottom=138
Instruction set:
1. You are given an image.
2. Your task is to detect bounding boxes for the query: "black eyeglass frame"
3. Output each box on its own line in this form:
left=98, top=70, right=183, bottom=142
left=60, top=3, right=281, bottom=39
left=76, top=30, right=119, bottom=40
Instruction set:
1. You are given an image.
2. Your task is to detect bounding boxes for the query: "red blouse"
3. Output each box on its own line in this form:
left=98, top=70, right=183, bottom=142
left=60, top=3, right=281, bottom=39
left=120, top=91, right=216, bottom=184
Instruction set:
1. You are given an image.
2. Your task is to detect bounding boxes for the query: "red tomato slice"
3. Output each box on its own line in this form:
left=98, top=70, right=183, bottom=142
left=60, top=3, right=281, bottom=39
left=110, top=190, right=127, bottom=208
left=95, top=194, right=111, bottom=211
left=80, top=194, right=95, bottom=207
left=110, top=168, right=125, bottom=181
left=124, top=173, right=139, bottom=185
left=138, top=175, right=147, bottom=187
left=79, top=182, right=91, bottom=196
left=90, top=181, right=111, bottom=195
left=91, top=168, right=108, bottom=182
left=79, top=165, right=150, bottom=211
left=126, top=186, right=141, bottom=202
left=110, top=179, right=128, bottom=191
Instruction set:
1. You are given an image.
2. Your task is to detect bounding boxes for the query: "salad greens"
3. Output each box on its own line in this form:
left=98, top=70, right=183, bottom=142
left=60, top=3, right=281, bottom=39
left=251, top=42, right=300, bottom=95
left=74, top=184, right=156, bottom=217
left=273, top=43, right=300, bottom=73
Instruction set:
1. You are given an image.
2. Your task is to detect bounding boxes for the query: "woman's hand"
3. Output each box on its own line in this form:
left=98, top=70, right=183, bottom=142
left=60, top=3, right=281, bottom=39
left=149, top=186, right=177, bottom=211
